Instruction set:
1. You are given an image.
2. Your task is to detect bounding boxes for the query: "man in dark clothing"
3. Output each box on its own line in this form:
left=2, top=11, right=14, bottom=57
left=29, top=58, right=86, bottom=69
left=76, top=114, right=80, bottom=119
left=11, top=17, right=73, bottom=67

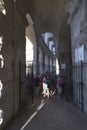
left=34, top=76, right=40, bottom=96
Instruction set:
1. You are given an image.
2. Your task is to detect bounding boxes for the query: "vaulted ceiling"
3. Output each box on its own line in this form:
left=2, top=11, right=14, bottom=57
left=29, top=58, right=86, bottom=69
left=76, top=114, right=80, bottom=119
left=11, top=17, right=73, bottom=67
left=24, top=0, right=70, bottom=35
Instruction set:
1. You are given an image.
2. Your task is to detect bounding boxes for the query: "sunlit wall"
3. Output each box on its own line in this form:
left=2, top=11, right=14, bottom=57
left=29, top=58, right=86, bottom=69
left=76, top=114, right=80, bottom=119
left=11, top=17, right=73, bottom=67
left=26, top=36, right=33, bottom=62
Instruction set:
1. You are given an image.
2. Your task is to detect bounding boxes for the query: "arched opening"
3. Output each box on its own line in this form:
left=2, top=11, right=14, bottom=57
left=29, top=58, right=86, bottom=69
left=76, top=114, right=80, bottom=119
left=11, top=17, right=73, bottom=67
left=25, top=13, right=37, bottom=100
left=26, top=13, right=38, bottom=75
left=41, top=32, right=57, bottom=74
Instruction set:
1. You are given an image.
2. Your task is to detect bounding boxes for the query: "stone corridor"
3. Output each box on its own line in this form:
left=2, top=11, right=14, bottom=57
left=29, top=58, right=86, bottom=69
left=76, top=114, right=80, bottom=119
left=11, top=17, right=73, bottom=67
left=4, top=95, right=87, bottom=130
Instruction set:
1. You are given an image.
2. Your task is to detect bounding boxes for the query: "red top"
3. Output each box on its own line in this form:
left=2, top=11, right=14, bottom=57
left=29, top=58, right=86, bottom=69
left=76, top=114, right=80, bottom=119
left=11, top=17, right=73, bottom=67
left=57, top=77, right=63, bottom=87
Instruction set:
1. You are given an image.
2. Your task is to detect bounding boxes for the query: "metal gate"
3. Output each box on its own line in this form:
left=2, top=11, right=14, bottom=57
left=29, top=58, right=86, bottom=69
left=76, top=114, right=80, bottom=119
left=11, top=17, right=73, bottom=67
left=65, top=64, right=73, bottom=102
left=73, top=61, right=84, bottom=111
left=72, top=61, right=87, bottom=112
left=19, top=61, right=25, bottom=107
left=62, top=61, right=87, bottom=112
left=19, top=61, right=34, bottom=107
left=26, top=61, right=34, bottom=101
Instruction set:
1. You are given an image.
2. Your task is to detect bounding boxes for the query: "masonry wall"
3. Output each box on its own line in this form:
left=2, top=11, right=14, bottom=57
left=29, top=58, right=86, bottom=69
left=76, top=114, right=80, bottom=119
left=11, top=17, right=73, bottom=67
left=69, top=1, right=87, bottom=113
left=0, top=1, right=27, bottom=129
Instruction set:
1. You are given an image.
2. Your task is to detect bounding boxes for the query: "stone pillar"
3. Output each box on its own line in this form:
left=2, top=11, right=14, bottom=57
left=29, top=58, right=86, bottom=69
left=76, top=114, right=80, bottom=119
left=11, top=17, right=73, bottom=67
left=39, top=47, right=43, bottom=74
left=45, top=55, right=49, bottom=72
left=50, top=58, right=53, bottom=72
left=52, top=58, right=54, bottom=72
left=48, top=56, right=50, bottom=72
left=45, top=55, right=47, bottom=72
left=42, top=51, right=45, bottom=74
left=33, top=45, right=37, bottom=75
left=36, top=43, right=39, bottom=74
left=53, top=58, right=56, bottom=72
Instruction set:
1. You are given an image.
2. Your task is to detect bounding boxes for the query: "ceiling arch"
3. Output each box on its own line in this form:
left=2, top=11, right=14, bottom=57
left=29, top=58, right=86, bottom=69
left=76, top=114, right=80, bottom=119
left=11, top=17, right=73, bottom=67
left=23, top=0, right=70, bottom=35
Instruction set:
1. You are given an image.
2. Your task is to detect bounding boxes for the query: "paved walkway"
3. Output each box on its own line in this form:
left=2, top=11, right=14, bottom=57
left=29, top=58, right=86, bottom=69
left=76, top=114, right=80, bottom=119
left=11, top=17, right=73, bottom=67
left=4, top=95, right=87, bottom=130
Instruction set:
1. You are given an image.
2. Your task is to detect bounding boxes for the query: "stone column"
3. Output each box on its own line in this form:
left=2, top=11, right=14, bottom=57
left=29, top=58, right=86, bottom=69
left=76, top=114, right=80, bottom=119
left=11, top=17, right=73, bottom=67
left=39, top=47, right=43, bottom=74
left=36, top=43, right=39, bottom=74
left=42, top=51, right=45, bottom=74
left=45, top=55, right=49, bottom=72
left=48, top=56, right=50, bottom=72
left=33, top=45, right=37, bottom=75
left=50, top=58, right=52, bottom=72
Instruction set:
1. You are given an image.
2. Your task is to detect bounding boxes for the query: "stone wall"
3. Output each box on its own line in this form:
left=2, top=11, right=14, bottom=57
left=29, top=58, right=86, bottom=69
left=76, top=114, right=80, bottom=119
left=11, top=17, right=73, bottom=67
left=0, top=0, right=27, bottom=129
left=68, top=0, right=87, bottom=113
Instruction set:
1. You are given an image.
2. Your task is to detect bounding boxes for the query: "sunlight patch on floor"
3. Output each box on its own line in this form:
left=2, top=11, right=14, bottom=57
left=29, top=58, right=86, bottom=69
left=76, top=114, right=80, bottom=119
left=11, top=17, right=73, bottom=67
left=20, top=99, right=45, bottom=130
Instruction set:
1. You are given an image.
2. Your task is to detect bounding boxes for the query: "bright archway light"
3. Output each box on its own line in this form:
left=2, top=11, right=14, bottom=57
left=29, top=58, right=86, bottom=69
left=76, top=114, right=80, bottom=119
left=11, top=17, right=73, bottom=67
left=0, top=1, right=6, bottom=15
left=26, top=36, right=33, bottom=62
left=56, top=58, right=59, bottom=75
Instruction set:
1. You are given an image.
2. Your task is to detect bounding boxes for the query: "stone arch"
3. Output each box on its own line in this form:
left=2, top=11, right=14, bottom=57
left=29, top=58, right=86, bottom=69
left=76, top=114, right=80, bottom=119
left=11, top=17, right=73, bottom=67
left=26, top=13, right=37, bottom=75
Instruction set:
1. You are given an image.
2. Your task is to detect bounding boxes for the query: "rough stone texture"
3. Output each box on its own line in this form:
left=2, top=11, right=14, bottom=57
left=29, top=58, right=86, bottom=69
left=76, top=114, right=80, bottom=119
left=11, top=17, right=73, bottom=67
left=0, top=1, right=27, bottom=129
left=0, top=1, right=56, bottom=129
left=68, top=0, right=87, bottom=113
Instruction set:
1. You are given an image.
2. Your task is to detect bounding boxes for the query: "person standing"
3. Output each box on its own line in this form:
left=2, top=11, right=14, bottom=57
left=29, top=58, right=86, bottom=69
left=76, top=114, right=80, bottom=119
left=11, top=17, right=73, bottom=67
left=34, top=75, right=40, bottom=97
left=42, top=77, right=49, bottom=98
left=57, top=75, right=63, bottom=99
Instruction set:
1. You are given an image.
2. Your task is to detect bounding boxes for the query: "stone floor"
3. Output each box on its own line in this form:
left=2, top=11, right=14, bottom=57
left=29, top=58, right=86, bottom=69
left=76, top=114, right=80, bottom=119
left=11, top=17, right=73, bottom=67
left=4, top=94, right=87, bottom=130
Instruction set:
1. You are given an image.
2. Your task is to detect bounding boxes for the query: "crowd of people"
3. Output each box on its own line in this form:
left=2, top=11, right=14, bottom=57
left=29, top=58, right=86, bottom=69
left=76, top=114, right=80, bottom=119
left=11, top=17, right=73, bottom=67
left=26, top=71, right=65, bottom=100
left=33, top=72, right=57, bottom=99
